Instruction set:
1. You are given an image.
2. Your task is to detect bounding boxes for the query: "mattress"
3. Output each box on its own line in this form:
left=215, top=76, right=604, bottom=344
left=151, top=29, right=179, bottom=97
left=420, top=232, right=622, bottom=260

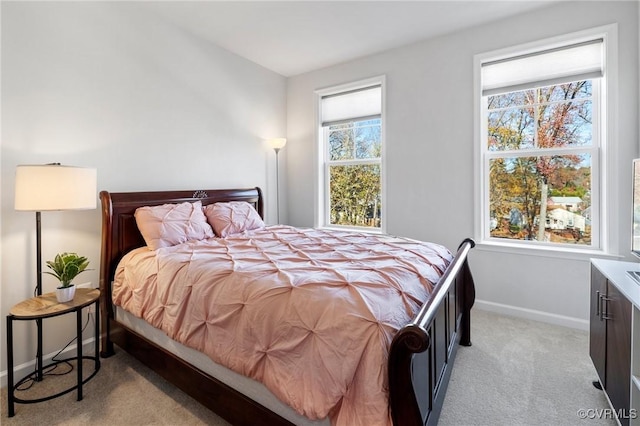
left=115, top=305, right=327, bottom=425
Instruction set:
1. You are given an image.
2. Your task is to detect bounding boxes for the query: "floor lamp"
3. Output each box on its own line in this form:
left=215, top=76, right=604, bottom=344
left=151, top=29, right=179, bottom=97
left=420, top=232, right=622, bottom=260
left=14, top=163, right=97, bottom=380
left=268, top=138, right=287, bottom=224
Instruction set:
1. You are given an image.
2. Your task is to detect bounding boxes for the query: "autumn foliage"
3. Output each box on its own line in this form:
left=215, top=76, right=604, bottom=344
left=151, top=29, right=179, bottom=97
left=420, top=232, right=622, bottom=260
left=487, top=81, right=592, bottom=244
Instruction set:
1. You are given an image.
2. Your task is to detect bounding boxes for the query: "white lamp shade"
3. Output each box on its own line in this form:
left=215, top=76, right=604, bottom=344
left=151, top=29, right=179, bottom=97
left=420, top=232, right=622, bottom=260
left=268, top=138, right=287, bottom=151
left=15, top=164, right=97, bottom=211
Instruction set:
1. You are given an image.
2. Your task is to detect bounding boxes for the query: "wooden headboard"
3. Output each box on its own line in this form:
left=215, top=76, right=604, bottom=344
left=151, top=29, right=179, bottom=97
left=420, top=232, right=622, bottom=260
left=98, top=187, right=263, bottom=339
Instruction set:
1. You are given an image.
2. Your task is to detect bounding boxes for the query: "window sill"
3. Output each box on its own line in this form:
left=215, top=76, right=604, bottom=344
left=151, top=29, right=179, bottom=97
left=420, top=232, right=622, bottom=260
left=475, top=240, right=624, bottom=262
left=320, top=225, right=384, bottom=235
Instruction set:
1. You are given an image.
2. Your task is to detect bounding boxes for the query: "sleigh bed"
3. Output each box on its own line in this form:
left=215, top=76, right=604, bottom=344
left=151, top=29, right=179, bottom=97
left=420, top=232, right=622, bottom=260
left=99, top=187, right=475, bottom=426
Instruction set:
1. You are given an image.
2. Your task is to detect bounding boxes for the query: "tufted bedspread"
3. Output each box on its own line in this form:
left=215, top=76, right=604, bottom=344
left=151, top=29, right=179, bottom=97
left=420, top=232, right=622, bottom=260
left=112, top=225, right=453, bottom=426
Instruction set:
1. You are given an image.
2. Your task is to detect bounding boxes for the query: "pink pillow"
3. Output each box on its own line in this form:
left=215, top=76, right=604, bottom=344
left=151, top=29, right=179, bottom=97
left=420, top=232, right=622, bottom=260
left=135, top=201, right=214, bottom=250
left=204, top=201, right=265, bottom=237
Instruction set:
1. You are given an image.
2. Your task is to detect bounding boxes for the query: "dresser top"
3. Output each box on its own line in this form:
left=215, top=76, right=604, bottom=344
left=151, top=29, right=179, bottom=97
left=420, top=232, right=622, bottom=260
left=592, top=258, right=640, bottom=308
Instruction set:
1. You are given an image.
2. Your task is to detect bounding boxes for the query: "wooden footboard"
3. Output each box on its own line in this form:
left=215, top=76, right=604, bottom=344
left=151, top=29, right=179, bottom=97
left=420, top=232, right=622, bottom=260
left=99, top=187, right=475, bottom=426
left=388, top=238, right=475, bottom=426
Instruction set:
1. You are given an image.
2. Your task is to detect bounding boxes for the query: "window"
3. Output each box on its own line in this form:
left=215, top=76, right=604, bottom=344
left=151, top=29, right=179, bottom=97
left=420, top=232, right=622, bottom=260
left=316, top=78, right=385, bottom=231
left=476, top=28, right=614, bottom=251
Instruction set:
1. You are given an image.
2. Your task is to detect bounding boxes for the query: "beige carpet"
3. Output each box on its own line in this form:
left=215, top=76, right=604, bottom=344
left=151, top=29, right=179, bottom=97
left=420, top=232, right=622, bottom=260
left=0, top=309, right=615, bottom=425
left=439, top=310, right=615, bottom=425
left=0, top=351, right=229, bottom=426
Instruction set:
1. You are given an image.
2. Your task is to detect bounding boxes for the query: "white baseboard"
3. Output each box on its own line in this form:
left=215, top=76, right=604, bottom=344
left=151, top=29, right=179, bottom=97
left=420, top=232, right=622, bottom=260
left=474, top=299, right=589, bottom=331
left=0, top=337, right=97, bottom=389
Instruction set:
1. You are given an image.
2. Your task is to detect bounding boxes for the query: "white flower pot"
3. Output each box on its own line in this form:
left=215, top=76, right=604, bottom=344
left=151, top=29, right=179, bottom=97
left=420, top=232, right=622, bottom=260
left=55, top=285, right=76, bottom=303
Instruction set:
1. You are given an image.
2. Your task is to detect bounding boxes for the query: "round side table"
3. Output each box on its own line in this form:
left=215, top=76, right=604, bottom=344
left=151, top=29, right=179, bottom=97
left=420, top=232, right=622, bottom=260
left=6, top=288, right=101, bottom=417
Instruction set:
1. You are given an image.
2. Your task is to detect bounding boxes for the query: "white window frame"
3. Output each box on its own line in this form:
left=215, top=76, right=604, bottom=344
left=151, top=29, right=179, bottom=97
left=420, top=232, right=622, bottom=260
left=473, top=25, right=619, bottom=258
left=314, top=76, right=386, bottom=233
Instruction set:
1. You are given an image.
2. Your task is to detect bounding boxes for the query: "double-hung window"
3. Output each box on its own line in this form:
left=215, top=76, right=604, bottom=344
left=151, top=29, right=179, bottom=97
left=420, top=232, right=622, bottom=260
left=476, top=27, right=614, bottom=251
left=316, top=77, right=385, bottom=232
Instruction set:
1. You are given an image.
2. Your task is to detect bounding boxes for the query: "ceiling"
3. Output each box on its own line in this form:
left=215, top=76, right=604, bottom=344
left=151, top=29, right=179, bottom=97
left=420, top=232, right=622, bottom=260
left=147, top=1, right=558, bottom=77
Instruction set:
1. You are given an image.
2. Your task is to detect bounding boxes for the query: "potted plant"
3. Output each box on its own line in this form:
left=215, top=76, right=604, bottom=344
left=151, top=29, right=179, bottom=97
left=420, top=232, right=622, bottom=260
left=45, top=252, right=91, bottom=302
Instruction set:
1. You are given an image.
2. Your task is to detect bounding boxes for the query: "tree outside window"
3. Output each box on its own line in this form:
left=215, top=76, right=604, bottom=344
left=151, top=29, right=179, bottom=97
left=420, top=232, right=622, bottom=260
left=486, top=80, right=595, bottom=245
left=326, top=119, right=381, bottom=228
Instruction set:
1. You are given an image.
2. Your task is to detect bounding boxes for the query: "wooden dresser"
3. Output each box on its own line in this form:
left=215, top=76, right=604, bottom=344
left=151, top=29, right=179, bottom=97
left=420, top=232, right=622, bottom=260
left=590, top=258, right=640, bottom=425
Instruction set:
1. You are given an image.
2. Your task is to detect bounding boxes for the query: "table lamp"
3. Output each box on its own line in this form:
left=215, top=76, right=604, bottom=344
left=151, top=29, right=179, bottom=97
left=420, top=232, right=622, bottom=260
left=15, top=163, right=97, bottom=296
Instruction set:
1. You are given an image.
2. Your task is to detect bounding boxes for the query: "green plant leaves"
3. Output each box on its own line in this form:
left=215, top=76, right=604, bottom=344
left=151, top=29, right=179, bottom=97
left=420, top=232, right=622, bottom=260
left=44, top=252, right=90, bottom=287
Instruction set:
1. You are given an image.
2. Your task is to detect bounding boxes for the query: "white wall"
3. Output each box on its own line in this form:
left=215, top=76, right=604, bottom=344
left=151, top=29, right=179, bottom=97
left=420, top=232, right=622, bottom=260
left=1, top=2, right=286, bottom=373
left=286, top=1, right=639, bottom=329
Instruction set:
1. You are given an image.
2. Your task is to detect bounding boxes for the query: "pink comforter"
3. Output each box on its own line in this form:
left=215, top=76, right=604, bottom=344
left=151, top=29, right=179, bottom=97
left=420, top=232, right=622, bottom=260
left=113, top=225, right=452, bottom=425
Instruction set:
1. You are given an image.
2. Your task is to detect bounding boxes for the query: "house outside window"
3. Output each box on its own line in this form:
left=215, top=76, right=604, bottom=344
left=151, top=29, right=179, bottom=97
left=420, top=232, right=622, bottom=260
left=475, top=26, right=616, bottom=251
left=316, top=77, right=385, bottom=232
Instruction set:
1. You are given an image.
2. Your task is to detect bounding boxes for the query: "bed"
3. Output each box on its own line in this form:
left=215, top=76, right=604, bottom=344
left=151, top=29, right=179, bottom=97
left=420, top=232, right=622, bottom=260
left=99, top=187, right=475, bottom=426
